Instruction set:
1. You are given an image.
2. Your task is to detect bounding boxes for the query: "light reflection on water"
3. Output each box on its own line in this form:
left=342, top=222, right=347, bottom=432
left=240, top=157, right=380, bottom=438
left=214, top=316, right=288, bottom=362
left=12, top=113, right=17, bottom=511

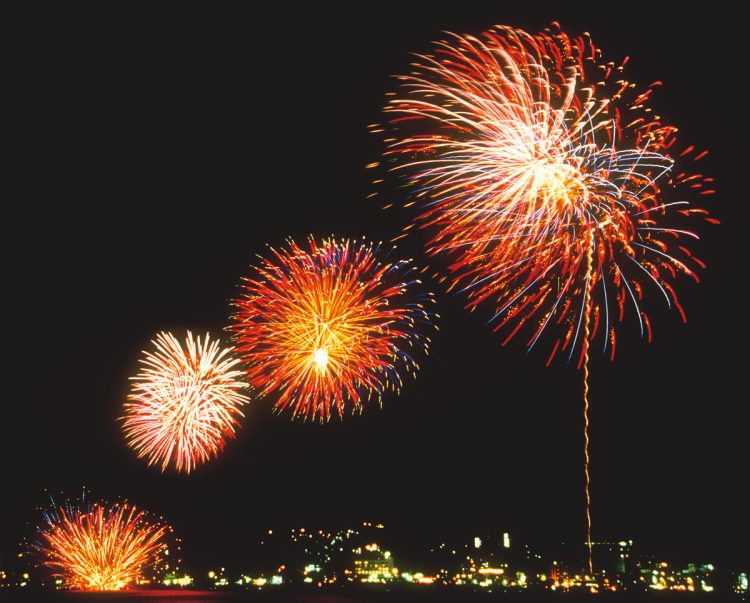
left=46, top=590, right=362, bottom=603
left=48, top=591, right=230, bottom=603
left=9, top=590, right=703, bottom=603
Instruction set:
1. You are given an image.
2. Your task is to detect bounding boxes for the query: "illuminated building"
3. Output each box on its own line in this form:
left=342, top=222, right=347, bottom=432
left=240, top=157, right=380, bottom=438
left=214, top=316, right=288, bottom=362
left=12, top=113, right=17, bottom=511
left=353, top=557, right=394, bottom=581
left=635, top=560, right=718, bottom=593
left=162, top=572, right=193, bottom=587
left=207, top=567, right=229, bottom=587
left=549, top=560, right=563, bottom=582
left=352, top=543, right=394, bottom=582
left=735, top=572, right=748, bottom=594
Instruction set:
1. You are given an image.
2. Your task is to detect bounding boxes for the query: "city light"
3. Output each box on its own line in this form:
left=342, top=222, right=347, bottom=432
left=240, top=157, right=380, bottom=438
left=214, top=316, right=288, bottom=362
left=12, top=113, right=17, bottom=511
left=6, top=520, right=735, bottom=595
left=478, top=567, right=504, bottom=575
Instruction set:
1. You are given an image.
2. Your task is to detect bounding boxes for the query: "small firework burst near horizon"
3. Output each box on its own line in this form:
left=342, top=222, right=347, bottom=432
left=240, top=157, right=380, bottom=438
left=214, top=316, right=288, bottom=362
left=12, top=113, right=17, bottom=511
left=378, top=23, right=716, bottom=365
left=121, top=331, right=250, bottom=474
left=33, top=497, right=172, bottom=591
left=230, top=236, right=436, bottom=421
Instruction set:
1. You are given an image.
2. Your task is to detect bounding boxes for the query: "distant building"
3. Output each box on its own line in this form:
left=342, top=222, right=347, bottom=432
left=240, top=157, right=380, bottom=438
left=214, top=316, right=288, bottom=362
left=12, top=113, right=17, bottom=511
left=549, top=560, right=563, bottom=581
left=353, top=556, right=394, bottom=581
left=591, top=540, right=632, bottom=576
left=352, top=543, right=394, bottom=581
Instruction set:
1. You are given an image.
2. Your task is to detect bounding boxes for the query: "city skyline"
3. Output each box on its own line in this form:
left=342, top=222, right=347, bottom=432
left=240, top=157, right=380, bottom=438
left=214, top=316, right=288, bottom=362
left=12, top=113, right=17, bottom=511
left=4, top=519, right=746, bottom=595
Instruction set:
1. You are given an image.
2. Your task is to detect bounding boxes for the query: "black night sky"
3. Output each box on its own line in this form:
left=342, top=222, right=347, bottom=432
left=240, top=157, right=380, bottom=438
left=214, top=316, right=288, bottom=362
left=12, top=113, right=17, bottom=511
left=4, top=2, right=747, bottom=575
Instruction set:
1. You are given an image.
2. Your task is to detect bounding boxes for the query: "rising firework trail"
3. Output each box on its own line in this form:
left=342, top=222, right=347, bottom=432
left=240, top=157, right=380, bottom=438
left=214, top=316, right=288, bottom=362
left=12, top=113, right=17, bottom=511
left=230, top=236, right=435, bottom=421
left=34, top=497, right=171, bottom=591
left=379, top=24, right=715, bottom=572
left=121, top=331, right=250, bottom=474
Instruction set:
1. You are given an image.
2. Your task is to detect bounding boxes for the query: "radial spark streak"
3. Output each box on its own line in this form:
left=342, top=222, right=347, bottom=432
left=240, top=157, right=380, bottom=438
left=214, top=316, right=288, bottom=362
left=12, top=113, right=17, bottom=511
left=381, top=24, right=713, bottom=363
left=231, top=237, right=435, bottom=420
left=35, top=500, right=170, bottom=591
left=121, top=331, right=250, bottom=474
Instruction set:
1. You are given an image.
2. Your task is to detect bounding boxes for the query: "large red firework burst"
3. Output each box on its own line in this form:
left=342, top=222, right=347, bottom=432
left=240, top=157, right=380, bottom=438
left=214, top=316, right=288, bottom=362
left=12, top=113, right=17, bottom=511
left=121, top=331, right=250, bottom=474
left=378, top=24, right=716, bottom=365
left=230, top=237, right=435, bottom=420
left=35, top=499, right=171, bottom=591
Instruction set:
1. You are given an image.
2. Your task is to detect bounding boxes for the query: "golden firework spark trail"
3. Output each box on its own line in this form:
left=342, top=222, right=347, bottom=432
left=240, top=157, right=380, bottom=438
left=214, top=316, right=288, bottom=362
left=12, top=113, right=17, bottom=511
left=583, top=231, right=595, bottom=575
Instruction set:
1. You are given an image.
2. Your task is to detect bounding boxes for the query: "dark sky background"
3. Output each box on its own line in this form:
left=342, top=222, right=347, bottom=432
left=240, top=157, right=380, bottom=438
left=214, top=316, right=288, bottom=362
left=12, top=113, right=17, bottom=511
left=4, top=2, right=747, bottom=574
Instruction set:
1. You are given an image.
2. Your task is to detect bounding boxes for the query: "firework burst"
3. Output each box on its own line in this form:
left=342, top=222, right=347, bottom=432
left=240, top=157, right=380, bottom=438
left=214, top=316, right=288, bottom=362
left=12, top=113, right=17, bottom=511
left=380, top=24, right=715, bottom=364
left=230, top=237, right=435, bottom=420
left=380, top=23, right=715, bottom=574
left=34, top=498, right=171, bottom=591
left=121, top=331, right=250, bottom=474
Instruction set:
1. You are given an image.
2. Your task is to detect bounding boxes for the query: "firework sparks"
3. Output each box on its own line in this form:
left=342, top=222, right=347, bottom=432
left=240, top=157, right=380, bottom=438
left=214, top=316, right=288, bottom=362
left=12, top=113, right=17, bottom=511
left=35, top=499, right=170, bottom=591
left=230, top=237, right=435, bottom=421
left=121, top=331, right=250, bottom=474
left=381, top=24, right=715, bottom=573
left=381, top=24, right=714, bottom=363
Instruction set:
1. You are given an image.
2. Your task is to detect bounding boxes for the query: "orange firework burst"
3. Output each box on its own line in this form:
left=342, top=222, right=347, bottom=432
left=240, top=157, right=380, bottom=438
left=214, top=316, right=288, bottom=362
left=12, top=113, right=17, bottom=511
left=380, top=24, right=715, bottom=363
left=121, top=331, right=250, bottom=474
left=35, top=499, right=170, bottom=591
left=230, top=237, right=435, bottom=420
